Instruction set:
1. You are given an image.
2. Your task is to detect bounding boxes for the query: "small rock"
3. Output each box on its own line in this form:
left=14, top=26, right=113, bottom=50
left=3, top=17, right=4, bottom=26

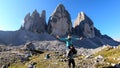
left=95, top=55, right=104, bottom=62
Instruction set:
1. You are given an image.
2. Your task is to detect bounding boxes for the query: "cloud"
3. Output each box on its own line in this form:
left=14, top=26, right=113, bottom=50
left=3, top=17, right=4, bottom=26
left=114, top=38, right=120, bottom=42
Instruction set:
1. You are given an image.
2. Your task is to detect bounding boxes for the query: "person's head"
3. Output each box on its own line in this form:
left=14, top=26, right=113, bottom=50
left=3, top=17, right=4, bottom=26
left=69, top=45, right=74, bottom=49
left=67, top=34, right=72, bottom=39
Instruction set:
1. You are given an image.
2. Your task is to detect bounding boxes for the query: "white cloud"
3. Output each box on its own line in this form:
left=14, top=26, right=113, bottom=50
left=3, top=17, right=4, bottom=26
left=114, top=38, right=120, bottom=42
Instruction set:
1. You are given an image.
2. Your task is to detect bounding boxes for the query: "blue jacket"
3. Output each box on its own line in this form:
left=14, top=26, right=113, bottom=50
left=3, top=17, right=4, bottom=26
left=59, top=37, right=79, bottom=48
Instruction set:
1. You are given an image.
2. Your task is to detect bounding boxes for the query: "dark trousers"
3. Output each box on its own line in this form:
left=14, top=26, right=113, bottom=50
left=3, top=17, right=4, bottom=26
left=68, top=58, right=75, bottom=68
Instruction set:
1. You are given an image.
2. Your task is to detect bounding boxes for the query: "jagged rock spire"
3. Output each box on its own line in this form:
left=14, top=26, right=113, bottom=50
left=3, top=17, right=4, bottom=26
left=47, top=4, right=72, bottom=36
left=74, top=12, right=95, bottom=38
left=21, top=10, right=46, bottom=33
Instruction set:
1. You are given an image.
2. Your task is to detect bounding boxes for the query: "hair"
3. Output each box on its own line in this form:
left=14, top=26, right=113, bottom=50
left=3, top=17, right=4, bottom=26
left=68, top=34, right=71, bottom=36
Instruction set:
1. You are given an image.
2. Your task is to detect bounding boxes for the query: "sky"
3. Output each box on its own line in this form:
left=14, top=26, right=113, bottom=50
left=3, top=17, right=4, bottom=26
left=0, top=0, right=120, bottom=39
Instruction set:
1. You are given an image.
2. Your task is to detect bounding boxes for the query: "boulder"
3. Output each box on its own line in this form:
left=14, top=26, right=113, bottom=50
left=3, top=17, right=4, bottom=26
left=21, top=10, right=46, bottom=33
left=23, top=42, right=35, bottom=51
left=74, top=12, right=95, bottom=38
left=95, top=55, right=104, bottom=62
left=47, top=4, right=72, bottom=36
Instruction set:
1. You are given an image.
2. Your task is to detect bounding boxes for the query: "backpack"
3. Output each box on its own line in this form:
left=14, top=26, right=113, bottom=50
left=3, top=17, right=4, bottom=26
left=73, top=49, right=77, bottom=54
left=71, top=47, right=77, bottom=54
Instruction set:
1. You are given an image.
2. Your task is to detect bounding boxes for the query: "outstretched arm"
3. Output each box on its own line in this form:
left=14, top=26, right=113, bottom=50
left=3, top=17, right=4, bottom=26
left=72, top=37, right=81, bottom=40
left=56, top=35, right=67, bottom=41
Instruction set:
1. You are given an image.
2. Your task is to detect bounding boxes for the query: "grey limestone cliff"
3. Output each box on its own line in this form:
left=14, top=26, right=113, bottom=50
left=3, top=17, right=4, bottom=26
left=47, top=4, right=72, bottom=36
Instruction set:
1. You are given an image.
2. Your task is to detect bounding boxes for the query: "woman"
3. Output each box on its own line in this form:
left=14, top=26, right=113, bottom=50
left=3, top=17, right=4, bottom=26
left=56, top=34, right=79, bottom=57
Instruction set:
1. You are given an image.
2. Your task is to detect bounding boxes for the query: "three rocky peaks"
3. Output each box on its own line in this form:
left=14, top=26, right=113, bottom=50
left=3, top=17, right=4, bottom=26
left=21, top=4, right=98, bottom=38
left=0, top=4, right=119, bottom=47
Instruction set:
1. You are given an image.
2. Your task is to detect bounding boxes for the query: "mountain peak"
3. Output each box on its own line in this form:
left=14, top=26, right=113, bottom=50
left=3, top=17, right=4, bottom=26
left=80, top=11, right=86, bottom=18
left=74, top=12, right=95, bottom=38
left=47, top=4, right=72, bottom=36
left=80, top=11, right=85, bottom=16
left=57, top=4, right=65, bottom=9
left=53, top=4, right=66, bottom=14
left=21, top=9, right=46, bottom=33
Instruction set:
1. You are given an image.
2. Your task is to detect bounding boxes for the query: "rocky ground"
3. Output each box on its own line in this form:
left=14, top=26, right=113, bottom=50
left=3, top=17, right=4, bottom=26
left=0, top=44, right=120, bottom=68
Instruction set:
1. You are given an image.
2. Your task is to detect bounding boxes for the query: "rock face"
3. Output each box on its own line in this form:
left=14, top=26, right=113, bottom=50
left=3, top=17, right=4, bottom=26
left=47, top=4, right=72, bottom=36
left=74, top=12, right=95, bottom=38
left=0, top=30, right=57, bottom=46
left=94, top=27, right=102, bottom=37
left=21, top=10, right=46, bottom=33
left=73, top=12, right=119, bottom=47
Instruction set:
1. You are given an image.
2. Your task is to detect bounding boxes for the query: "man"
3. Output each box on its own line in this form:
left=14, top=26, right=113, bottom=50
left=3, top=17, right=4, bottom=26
left=67, top=46, right=76, bottom=68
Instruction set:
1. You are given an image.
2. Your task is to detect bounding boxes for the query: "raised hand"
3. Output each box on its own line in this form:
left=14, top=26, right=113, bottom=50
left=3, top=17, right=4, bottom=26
left=80, top=37, right=83, bottom=40
left=56, top=35, right=60, bottom=38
